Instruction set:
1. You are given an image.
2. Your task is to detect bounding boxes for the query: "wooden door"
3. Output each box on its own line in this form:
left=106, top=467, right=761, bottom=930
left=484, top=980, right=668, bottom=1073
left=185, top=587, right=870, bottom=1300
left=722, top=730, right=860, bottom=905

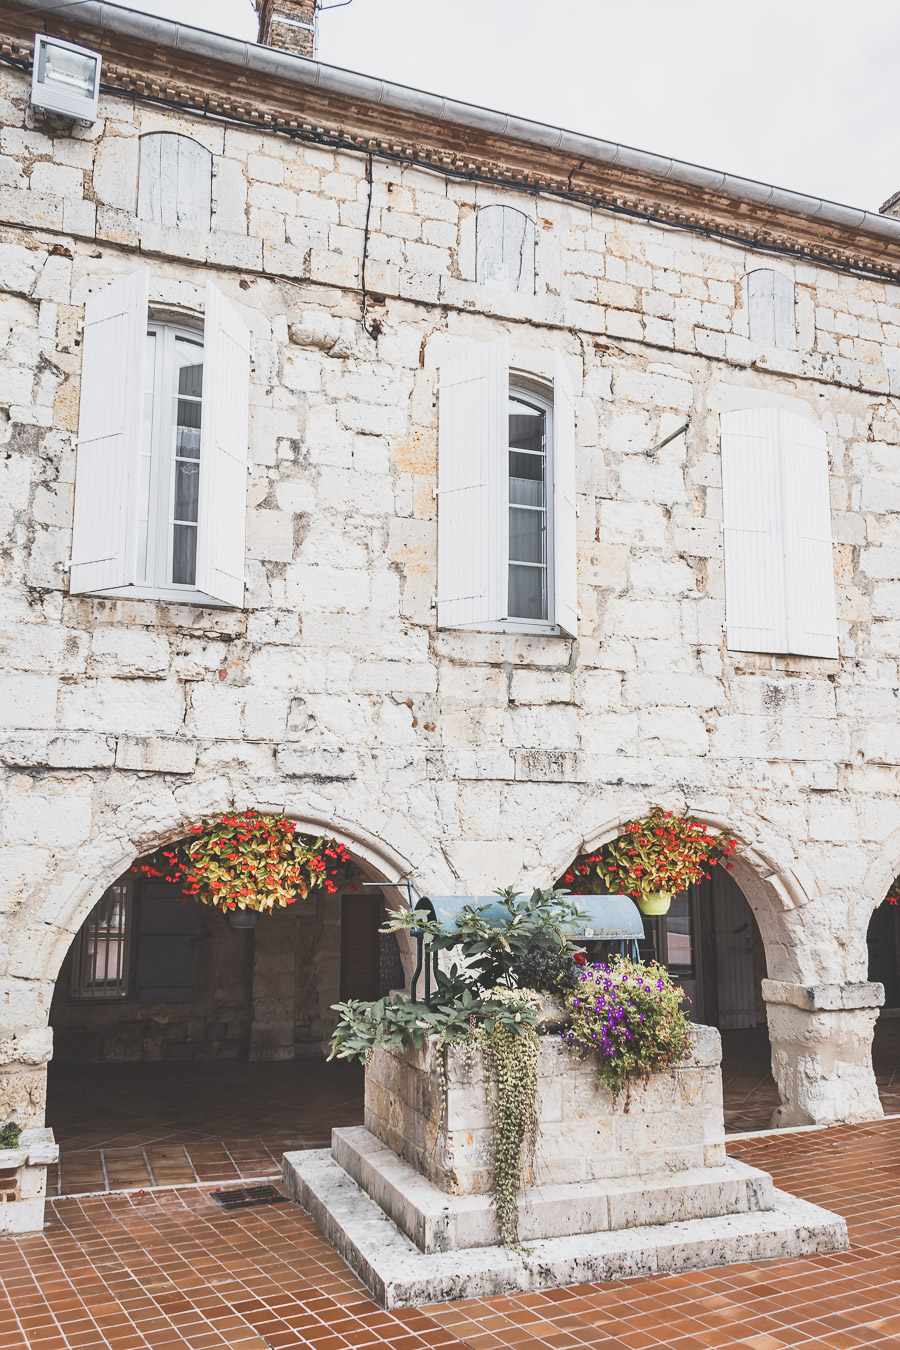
left=340, top=895, right=382, bottom=1002
left=712, top=870, right=757, bottom=1029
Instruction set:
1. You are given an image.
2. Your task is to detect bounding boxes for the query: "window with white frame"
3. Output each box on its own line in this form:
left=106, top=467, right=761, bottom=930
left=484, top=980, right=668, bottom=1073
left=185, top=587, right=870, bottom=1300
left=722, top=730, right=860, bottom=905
left=720, top=407, right=838, bottom=658
left=436, top=338, right=577, bottom=636
left=140, top=324, right=204, bottom=590
left=69, top=269, right=251, bottom=607
left=746, top=268, right=796, bottom=348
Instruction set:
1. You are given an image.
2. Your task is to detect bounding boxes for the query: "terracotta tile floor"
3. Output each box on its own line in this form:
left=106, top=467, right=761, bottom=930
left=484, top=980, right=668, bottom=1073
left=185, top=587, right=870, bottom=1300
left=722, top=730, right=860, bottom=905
left=46, top=1060, right=364, bottom=1197
left=2, top=1116, right=900, bottom=1348
left=46, top=1022, right=900, bottom=1195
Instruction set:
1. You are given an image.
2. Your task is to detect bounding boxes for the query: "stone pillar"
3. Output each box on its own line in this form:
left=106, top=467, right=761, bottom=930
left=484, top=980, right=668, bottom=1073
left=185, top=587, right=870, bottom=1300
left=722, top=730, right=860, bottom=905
left=249, top=917, right=297, bottom=1061
left=763, top=979, right=884, bottom=1128
left=253, top=0, right=318, bottom=58
left=0, top=1027, right=53, bottom=1129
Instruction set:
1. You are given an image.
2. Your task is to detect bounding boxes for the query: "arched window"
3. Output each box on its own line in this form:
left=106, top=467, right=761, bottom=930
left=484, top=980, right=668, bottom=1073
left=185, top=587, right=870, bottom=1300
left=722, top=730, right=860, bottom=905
left=747, top=268, right=796, bottom=348
left=138, top=133, right=213, bottom=232
left=475, top=205, right=536, bottom=293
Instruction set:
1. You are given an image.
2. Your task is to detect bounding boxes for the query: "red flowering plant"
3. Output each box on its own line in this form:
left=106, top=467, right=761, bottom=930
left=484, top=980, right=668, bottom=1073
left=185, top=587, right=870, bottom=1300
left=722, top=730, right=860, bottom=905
left=562, top=807, right=737, bottom=904
left=134, top=810, right=351, bottom=914
left=887, top=878, right=900, bottom=906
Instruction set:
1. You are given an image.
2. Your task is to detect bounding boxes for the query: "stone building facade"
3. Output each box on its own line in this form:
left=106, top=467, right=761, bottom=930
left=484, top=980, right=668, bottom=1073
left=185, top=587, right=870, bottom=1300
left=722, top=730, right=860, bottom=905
left=1, top=0, right=900, bottom=1136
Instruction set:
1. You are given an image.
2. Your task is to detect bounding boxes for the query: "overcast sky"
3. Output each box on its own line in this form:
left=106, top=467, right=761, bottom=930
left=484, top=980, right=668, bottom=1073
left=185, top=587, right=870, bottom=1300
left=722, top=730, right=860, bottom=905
left=114, top=0, right=899, bottom=211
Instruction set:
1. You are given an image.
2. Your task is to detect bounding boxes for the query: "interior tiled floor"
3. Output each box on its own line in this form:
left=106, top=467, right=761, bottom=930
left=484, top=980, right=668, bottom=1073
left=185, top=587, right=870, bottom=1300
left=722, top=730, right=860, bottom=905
left=46, top=1059, right=364, bottom=1197
left=2, top=1116, right=900, bottom=1348
left=46, top=1020, right=900, bottom=1195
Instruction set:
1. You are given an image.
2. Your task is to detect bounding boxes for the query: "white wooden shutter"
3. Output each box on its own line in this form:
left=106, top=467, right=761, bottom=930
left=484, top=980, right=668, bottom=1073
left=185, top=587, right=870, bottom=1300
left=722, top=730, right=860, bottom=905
left=747, top=269, right=796, bottom=349
left=476, top=206, right=536, bottom=294
left=437, top=337, right=508, bottom=629
left=138, top=134, right=212, bottom=232
left=553, top=350, right=578, bottom=637
left=721, top=407, right=837, bottom=657
left=780, top=411, right=838, bottom=658
left=720, top=407, right=788, bottom=654
left=195, top=282, right=251, bottom=608
left=70, top=268, right=149, bottom=595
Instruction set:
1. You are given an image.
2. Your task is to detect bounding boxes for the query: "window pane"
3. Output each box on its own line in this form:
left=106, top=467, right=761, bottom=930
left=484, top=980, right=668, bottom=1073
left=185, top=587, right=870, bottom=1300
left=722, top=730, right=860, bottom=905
left=509, top=564, right=545, bottom=620
left=509, top=397, right=543, bottom=452
left=509, top=506, right=544, bottom=564
left=176, top=399, right=201, bottom=458
left=665, top=891, right=693, bottom=971
left=174, top=460, right=200, bottom=523
left=74, top=882, right=131, bottom=1000
left=173, top=523, right=197, bottom=586
left=176, top=339, right=203, bottom=397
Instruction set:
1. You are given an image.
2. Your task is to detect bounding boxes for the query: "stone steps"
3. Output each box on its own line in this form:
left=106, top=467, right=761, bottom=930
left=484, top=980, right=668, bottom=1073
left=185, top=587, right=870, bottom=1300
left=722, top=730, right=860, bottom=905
left=331, top=1124, right=775, bottom=1252
left=283, top=1146, right=849, bottom=1310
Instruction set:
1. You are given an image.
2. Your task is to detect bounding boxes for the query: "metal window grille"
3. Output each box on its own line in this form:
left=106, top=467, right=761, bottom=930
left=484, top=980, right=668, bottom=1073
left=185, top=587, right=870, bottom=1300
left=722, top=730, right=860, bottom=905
left=71, top=881, right=133, bottom=1000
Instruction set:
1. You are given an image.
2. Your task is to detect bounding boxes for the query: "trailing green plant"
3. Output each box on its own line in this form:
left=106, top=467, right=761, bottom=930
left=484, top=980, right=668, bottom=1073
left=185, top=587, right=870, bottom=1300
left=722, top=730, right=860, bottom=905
left=563, top=957, right=692, bottom=1096
left=0, top=1122, right=21, bottom=1149
left=385, top=887, right=588, bottom=994
left=563, top=808, right=737, bottom=903
left=479, top=986, right=541, bottom=1247
left=135, top=810, right=350, bottom=914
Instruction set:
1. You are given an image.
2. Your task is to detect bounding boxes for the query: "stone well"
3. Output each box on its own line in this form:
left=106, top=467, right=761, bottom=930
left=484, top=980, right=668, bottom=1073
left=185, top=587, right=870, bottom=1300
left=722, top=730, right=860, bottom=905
left=284, top=1026, right=848, bottom=1308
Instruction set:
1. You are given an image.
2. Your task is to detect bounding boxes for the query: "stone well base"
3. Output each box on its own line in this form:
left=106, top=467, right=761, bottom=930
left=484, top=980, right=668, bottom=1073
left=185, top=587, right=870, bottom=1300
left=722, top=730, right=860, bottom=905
left=283, top=1143, right=848, bottom=1309
left=0, top=1128, right=58, bottom=1237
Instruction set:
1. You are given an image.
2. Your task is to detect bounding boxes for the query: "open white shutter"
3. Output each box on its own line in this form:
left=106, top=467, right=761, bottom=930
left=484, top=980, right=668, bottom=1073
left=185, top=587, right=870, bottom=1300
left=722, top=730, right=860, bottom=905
left=780, top=411, right=838, bottom=658
left=195, top=282, right=251, bottom=608
left=553, top=351, right=578, bottom=637
left=720, top=408, right=788, bottom=654
left=436, top=337, right=508, bottom=628
left=70, top=269, right=148, bottom=595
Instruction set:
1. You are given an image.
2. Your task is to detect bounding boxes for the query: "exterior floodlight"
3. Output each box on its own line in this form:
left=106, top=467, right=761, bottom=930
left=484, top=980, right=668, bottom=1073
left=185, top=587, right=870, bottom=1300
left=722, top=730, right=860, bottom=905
left=30, top=34, right=101, bottom=126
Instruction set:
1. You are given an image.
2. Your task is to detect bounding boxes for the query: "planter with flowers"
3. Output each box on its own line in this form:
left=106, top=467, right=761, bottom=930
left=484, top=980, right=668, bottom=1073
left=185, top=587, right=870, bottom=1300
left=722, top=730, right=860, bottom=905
left=563, top=806, right=738, bottom=916
left=135, top=810, right=350, bottom=927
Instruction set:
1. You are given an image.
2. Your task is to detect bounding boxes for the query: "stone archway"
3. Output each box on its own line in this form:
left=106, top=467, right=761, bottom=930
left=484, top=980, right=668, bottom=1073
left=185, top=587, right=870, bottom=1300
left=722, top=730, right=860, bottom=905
left=0, top=778, right=448, bottom=1134
left=538, top=800, right=884, bottom=1130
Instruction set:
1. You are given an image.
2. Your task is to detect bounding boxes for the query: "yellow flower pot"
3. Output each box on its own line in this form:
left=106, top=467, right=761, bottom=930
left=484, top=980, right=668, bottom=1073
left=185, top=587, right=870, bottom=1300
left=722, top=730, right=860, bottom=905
left=636, top=891, right=673, bottom=916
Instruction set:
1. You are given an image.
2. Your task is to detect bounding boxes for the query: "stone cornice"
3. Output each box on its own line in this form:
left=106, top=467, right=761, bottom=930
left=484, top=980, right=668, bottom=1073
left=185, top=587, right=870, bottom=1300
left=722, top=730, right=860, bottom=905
left=3, top=7, right=900, bottom=283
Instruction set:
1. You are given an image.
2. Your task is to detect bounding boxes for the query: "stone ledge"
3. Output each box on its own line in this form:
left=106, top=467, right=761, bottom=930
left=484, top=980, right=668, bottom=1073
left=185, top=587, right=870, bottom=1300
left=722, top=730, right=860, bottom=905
left=283, top=1148, right=849, bottom=1309
left=762, top=979, right=885, bottom=1011
left=331, top=1126, right=775, bottom=1252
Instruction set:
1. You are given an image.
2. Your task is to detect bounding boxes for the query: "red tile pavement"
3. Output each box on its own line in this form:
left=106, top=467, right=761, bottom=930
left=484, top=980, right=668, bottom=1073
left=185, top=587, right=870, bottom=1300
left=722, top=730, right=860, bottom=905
left=2, top=1117, right=900, bottom=1348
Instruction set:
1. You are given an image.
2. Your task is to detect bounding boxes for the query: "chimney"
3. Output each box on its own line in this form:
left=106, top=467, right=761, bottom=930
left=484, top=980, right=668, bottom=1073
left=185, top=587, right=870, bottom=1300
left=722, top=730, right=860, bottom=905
left=881, top=190, right=900, bottom=220
left=254, top=0, right=318, bottom=59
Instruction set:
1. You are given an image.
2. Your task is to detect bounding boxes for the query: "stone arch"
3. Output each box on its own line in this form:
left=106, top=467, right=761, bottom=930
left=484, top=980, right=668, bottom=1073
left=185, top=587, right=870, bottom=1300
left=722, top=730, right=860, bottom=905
left=3, top=774, right=449, bottom=1024
left=532, top=796, right=816, bottom=983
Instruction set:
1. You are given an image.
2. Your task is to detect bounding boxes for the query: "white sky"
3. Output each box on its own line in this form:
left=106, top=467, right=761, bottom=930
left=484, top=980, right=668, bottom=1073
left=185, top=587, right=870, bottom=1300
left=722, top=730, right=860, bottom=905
left=111, top=0, right=900, bottom=211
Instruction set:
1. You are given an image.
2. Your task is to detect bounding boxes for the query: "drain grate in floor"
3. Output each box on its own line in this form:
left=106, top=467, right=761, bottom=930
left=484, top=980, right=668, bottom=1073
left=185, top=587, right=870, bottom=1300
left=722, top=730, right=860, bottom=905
left=209, top=1183, right=289, bottom=1211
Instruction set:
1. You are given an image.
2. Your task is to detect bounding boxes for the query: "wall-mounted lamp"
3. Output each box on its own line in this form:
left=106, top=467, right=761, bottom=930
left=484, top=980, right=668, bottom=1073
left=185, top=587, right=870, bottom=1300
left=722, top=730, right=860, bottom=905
left=30, top=34, right=101, bottom=127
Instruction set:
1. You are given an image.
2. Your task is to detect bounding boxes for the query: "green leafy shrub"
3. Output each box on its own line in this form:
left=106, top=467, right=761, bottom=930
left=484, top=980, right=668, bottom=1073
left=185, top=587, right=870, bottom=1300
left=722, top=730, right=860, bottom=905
left=509, top=945, right=586, bottom=996
left=0, top=1122, right=21, bottom=1149
left=564, top=958, right=692, bottom=1095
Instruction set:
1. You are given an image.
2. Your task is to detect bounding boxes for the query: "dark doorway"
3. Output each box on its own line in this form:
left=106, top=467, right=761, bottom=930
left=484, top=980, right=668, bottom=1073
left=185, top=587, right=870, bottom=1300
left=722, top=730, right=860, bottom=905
left=340, top=893, right=383, bottom=1001
left=637, top=869, right=763, bottom=1028
left=868, top=898, right=900, bottom=1009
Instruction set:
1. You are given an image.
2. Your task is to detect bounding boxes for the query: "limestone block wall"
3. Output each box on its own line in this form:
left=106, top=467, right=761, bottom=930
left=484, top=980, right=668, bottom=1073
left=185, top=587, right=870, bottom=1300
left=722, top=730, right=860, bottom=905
left=0, top=61, right=899, bottom=1125
left=364, top=1026, right=725, bottom=1195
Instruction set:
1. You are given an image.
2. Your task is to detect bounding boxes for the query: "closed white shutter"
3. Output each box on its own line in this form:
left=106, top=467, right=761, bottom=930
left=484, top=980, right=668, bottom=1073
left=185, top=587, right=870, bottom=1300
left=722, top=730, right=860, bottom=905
left=553, top=350, right=578, bottom=637
left=780, top=411, right=838, bottom=658
left=70, top=268, right=149, bottom=595
left=138, top=133, right=213, bottom=232
left=476, top=206, right=536, bottom=294
left=721, top=407, right=837, bottom=657
left=195, top=282, right=251, bottom=608
left=437, top=337, right=508, bottom=628
left=720, top=407, right=788, bottom=653
left=747, top=269, right=796, bottom=349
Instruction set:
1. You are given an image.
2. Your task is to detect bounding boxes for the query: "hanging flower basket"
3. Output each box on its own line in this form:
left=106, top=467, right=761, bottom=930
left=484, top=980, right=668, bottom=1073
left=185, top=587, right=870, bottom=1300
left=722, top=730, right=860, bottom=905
left=134, top=810, right=351, bottom=916
left=562, top=808, right=737, bottom=908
